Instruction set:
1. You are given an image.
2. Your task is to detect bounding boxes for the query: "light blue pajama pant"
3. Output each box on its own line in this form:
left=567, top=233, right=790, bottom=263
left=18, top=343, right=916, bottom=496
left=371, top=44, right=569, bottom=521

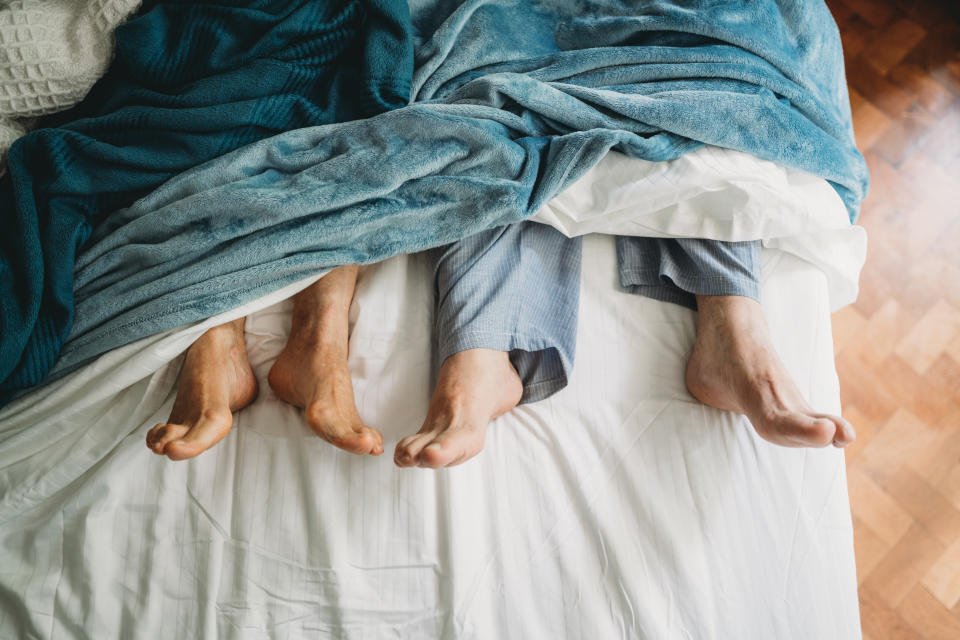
left=431, top=222, right=761, bottom=404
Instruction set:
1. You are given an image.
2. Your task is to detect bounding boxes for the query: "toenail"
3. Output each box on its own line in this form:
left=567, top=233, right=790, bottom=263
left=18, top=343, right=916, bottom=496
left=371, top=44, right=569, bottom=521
left=425, top=443, right=441, bottom=450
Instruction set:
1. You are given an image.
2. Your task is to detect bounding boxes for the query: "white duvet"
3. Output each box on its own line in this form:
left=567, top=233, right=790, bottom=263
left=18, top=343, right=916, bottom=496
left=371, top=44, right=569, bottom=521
left=0, top=147, right=865, bottom=639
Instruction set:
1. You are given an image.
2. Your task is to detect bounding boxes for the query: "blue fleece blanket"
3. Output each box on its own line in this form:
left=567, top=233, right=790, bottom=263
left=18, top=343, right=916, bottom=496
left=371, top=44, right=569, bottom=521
left=0, top=0, right=412, bottom=403
left=1, top=0, right=868, bottom=402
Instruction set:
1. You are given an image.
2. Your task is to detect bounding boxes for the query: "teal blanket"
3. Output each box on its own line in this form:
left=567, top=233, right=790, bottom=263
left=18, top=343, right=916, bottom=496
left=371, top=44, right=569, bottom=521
left=0, top=0, right=868, bottom=404
left=0, top=0, right=412, bottom=403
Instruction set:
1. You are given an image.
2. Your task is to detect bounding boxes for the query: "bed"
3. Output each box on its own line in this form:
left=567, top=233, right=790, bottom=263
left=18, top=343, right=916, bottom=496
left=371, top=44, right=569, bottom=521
left=0, top=146, right=865, bottom=638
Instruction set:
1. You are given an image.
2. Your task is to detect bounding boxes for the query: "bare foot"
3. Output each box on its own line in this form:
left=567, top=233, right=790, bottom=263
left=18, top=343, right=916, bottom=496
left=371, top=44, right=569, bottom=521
left=685, top=295, right=855, bottom=448
left=267, top=267, right=383, bottom=456
left=146, top=318, right=258, bottom=460
left=394, top=348, right=523, bottom=469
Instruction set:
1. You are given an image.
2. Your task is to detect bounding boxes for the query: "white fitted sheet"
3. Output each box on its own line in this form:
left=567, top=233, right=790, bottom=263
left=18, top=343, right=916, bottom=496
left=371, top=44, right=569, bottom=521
left=0, top=149, right=862, bottom=639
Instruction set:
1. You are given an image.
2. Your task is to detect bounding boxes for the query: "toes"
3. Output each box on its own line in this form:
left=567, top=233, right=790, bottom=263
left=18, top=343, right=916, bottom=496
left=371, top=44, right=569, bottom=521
left=417, top=441, right=462, bottom=468
left=394, top=428, right=484, bottom=469
left=394, top=432, right=435, bottom=467
left=805, top=417, right=838, bottom=448
left=753, top=411, right=837, bottom=448
left=163, top=408, right=233, bottom=461
left=306, top=405, right=383, bottom=455
left=417, top=442, right=456, bottom=468
left=771, top=414, right=835, bottom=448
left=326, top=426, right=383, bottom=456
left=146, top=423, right=189, bottom=455
left=419, top=430, right=484, bottom=468
left=367, top=428, right=385, bottom=456
left=823, top=413, right=856, bottom=448
left=146, top=424, right=163, bottom=451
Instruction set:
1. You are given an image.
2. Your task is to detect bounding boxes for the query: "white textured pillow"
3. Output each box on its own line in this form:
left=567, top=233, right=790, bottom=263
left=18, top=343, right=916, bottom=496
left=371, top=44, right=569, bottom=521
left=0, top=0, right=141, bottom=174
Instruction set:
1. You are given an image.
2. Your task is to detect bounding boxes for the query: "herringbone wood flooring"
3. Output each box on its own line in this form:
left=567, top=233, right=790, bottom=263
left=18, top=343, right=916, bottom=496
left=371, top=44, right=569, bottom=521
left=826, top=0, right=960, bottom=637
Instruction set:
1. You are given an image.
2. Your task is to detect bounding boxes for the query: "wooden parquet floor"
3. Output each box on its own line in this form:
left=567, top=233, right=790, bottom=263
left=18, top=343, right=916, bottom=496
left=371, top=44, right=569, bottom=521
left=825, top=0, right=960, bottom=637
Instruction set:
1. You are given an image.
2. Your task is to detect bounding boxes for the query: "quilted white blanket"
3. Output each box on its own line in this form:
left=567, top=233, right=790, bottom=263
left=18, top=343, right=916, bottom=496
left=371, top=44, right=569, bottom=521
left=0, top=0, right=140, bottom=173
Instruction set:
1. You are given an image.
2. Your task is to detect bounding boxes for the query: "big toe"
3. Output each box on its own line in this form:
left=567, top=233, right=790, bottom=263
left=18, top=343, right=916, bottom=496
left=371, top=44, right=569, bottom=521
left=822, top=414, right=856, bottom=448
left=341, top=427, right=384, bottom=456
left=147, top=423, right=189, bottom=455
left=162, top=408, right=234, bottom=461
left=307, top=406, right=383, bottom=455
left=415, top=430, right=485, bottom=469
left=417, top=442, right=462, bottom=468
left=755, top=411, right=837, bottom=448
left=326, top=428, right=383, bottom=456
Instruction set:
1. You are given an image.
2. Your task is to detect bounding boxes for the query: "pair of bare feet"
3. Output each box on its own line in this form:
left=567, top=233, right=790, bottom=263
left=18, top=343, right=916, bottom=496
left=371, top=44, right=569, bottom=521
left=147, top=267, right=854, bottom=466
left=144, top=266, right=518, bottom=465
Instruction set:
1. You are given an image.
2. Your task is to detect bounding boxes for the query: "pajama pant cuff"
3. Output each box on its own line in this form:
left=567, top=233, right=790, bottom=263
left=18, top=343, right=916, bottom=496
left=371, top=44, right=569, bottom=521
left=616, top=237, right=762, bottom=310
left=619, top=268, right=761, bottom=311
left=436, top=330, right=570, bottom=405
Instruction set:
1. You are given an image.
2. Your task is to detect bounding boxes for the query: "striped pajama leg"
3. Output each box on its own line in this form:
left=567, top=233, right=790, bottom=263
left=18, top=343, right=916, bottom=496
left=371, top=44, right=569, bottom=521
left=431, top=222, right=582, bottom=404
left=616, top=237, right=762, bottom=310
left=432, top=227, right=762, bottom=405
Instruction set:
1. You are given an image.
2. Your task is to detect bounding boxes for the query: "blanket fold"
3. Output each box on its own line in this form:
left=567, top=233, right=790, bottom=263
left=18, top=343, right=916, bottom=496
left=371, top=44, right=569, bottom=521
left=0, top=0, right=868, bottom=405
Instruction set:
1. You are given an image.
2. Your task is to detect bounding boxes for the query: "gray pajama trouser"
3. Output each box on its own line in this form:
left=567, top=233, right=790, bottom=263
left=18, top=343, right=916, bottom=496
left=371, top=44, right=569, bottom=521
left=431, top=222, right=761, bottom=404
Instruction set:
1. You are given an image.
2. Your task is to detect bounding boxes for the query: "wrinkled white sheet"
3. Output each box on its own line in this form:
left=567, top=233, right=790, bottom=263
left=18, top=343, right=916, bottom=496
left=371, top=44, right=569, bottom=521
left=0, top=149, right=862, bottom=639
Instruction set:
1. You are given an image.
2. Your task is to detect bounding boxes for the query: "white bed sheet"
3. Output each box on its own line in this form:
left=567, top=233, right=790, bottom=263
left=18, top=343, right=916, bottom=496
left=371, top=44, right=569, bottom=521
left=0, top=149, right=863, bottom=639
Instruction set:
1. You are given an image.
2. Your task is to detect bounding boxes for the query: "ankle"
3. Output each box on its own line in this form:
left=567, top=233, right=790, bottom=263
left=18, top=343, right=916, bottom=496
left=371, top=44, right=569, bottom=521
left=281, top=334, right=348, bottom=365
left=290, top=269, right=358, bottom=318
left=444, top=347, right=512, bottom=371
left=696, top=295, right=765, bottom=333
left=288, top=306, right=349, bottom=345
left=203, top=318, right=246, bottom=346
